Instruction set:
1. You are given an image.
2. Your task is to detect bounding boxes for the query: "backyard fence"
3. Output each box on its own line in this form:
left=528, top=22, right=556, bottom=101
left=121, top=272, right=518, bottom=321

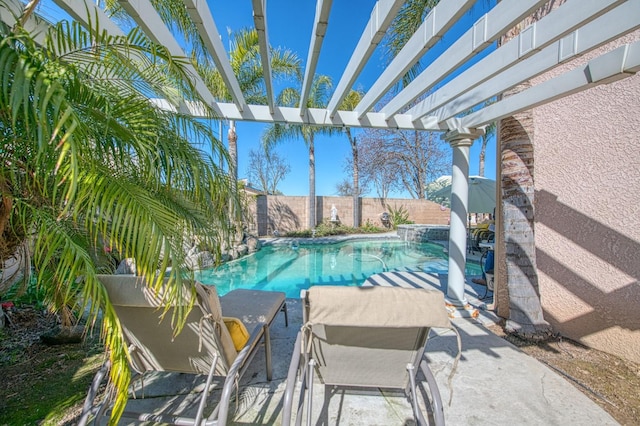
left=246, top=195, right=450, bottom=236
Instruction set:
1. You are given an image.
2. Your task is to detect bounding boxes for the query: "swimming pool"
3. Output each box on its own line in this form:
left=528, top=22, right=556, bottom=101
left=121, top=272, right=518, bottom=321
left=196, top=239, right=482, bottom=298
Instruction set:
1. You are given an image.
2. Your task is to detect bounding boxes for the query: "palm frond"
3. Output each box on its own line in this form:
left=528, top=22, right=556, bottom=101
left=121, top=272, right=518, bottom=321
left=1, top=17, right=238, bottom=424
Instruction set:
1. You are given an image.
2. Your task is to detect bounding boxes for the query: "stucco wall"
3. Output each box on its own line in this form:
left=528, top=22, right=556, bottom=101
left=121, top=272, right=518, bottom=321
left=531, top=31, right=640, bottom=362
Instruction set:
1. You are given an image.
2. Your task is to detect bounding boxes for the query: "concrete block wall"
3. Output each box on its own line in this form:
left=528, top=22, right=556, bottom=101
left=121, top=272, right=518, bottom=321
left=253, top=195, right=450, bottom=236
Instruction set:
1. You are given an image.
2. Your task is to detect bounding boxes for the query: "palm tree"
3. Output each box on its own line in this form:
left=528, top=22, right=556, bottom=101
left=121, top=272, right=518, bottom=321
left=1, top=17, right=237, bottom=423
left=464, top=99, right=496, bottom=177
left=263, top=75, right=337, bottom=229
left=385, top=0, right=440, bottom=84
left=497, top=4, right=558, bottom=341
left=198, top=28, right=302, bottom=183
left=339, top=89, right=365, bottom=227
left=478, top=121, right=495, bottom=177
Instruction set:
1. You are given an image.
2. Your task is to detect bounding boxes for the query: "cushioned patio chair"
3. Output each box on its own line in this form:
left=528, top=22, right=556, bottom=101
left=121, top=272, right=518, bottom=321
left=282, top=285, right=460, bottom=426
left=79, top=275, right=286, bottom=425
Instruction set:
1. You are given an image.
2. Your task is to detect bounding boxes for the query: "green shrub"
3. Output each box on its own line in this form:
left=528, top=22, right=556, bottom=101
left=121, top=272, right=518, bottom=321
left=2, top=273, right=46, bottom=309
left=284, top=230, right=312, bottom=238
left=357, top=219, right=386, bottom=233
left=283, top=220, right=387, bottom=238
left=388, top=205, right=413, bottom=228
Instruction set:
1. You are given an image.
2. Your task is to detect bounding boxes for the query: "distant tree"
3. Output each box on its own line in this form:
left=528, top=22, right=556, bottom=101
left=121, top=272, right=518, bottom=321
left=335, top=178, right=368, bottom=197
left=358, top=128, right=450, bottom=199
left=357, top=134, right=401, bottom=200
left=246, top=147, right=291, bottom=194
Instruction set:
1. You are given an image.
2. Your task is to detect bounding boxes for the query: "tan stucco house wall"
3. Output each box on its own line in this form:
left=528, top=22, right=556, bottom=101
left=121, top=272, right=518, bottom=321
left=521, top=30, right=640, bottom=363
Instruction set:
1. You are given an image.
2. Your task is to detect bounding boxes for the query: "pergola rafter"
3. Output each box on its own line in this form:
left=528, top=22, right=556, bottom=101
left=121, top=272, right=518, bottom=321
left=3, top=0, right=637, bottom=132
left=409, top=0, right=630, bottom=123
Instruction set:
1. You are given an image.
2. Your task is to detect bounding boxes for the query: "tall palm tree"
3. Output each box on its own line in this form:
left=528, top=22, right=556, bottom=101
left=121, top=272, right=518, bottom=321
left=0, top=16, right=237, bottom=423
left=497, top=3, right=558, bottom=341
left=339, top=89, right=365, bottom=227
left=478, top=120, right=496, bottom=177
left=385, top=0, right=440, bottom=84
left=263, top=75, right=337, bottom=229
left=198, top=28, right=302, bottom=183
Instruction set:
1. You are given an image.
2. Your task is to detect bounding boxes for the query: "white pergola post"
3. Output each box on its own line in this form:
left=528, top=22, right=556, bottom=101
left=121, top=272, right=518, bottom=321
left=444, top=129, right=483, bottom=309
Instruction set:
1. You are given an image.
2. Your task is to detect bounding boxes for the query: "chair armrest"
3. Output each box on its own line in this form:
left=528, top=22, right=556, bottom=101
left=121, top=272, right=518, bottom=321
left=282, top=331, right=303, bottom=426
left=215, top=341, right=254, bottom=424
left=419, top=358, right=445, bottom=426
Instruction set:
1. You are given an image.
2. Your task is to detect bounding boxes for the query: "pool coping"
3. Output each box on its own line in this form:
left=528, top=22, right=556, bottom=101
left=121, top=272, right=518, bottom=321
left=260, top=231, right=401, bottom=246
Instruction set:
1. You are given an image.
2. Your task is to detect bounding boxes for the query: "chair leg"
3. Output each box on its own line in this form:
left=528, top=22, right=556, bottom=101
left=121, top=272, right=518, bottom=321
left=480, top=285, right=488, bottom=299
left=420, top=360, right=445, bottom=426
left=264, top=324, right=273, bottom=381
left=407, top=363, right=428, bottom=426
left=306, top=359, right=316, bottom=426
left=281, top=302, right=289, bottom=327
left=78, top=359, right=111, bottom=426
left=194, top=354, right=218, bottom=425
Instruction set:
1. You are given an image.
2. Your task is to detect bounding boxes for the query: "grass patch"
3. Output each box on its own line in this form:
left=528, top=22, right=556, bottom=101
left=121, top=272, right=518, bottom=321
left=0, top=306, right=104, bottom=425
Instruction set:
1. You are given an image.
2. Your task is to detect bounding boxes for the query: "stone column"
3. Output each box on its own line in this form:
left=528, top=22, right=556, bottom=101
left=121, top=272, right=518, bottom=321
left=444, top=129, right=483, bottom=312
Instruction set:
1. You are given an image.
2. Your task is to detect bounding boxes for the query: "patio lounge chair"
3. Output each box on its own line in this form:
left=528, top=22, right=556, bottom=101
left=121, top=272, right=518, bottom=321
left=79, top=275, right=286, bottom=425
left=282, top=285, right=461, bottom=426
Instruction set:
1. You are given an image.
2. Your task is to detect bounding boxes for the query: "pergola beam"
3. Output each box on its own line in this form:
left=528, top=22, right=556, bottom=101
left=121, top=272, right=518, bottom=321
left=433, top=0, right=640, bottom=126
left=1, top=0, right=51, bottom=44
left=117, top=0, right=225, bottom=116
left=326, top=0, right=404, bottom=117
left=24, top=0, right=637, bottom=136
left=299, top=0, right=332, bottom=116
left=183, top=0, right=247, bottom=112
left=148, top=99, right=444, bottom=131
left=355, top=0, right=475, bottom=119
left=379, top=0, right=549, bottom=119
left=461, top=41, right=640, bottom=129
left=408, top=0, right=628, bottom=122
left=54, top=0, right=124, bottom=36
left=251, top=0, right=275, bottom=113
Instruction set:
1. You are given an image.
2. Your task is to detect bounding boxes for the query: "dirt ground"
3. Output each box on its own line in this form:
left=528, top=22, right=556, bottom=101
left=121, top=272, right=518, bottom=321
left=1, top=307, right=639, bottom=425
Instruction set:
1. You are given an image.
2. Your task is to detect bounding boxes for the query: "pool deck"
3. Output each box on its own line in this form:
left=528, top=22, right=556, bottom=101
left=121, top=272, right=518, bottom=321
left=113, top=260, right=619, bottom=425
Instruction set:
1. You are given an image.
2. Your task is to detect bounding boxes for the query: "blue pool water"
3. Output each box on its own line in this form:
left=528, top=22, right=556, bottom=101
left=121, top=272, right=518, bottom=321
left=196, top=239, right=482, bottom=298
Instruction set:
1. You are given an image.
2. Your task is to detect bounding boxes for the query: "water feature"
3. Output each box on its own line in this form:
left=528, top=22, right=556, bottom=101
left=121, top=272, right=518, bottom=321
left=196, top=239, right=481, bottom=298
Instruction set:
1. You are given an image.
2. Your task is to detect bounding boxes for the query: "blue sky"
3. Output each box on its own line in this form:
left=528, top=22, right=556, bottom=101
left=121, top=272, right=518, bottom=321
left=209, top=1, right=497, bottom=197
left=39, top=0, right=497, bottom=197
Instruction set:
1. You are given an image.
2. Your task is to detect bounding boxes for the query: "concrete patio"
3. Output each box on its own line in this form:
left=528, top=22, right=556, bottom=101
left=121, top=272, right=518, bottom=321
left=114, top=273, right=619, bottom=425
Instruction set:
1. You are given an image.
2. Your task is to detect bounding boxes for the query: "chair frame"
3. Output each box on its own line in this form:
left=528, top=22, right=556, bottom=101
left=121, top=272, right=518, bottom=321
left=79, top=276, right=286, bottom=425
left=283, top=287, right=455, bottom=426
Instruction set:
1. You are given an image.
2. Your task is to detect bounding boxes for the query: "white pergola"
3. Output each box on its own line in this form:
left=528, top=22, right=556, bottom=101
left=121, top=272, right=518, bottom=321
left=4, top=0, right=639, bottom=306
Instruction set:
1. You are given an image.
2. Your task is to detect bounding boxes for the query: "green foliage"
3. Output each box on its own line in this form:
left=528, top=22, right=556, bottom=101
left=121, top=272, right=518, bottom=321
left=1, top=19, right=238, bottom=424
left=359, top=219, right=386, bottom=233
left=388, top=205, right=414, bottom=228
left=283, top=220, right=387, bottom=238
left=284, top=229, right=313, bottom=238
left=2, top=274, right=46, bottom=309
